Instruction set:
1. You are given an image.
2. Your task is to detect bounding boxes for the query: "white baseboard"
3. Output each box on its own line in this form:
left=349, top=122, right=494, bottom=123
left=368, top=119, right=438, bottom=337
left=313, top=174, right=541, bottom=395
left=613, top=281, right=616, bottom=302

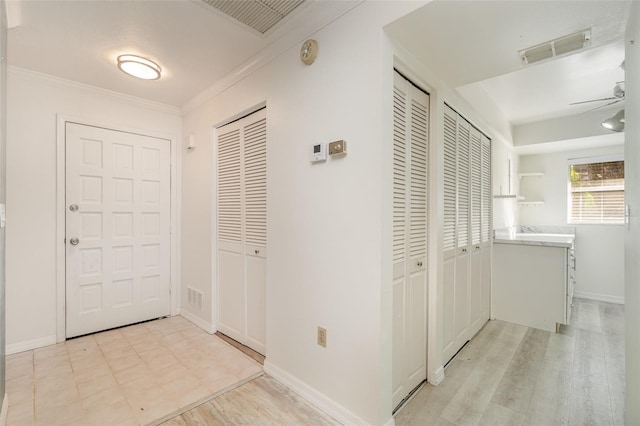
left=574, top=291, right=624, bottom=305
left=263, top=360, right=369, bottom=425
left=0, top=393, right=8, bottom=426
left=383, top=415, right=396, bottom=426
left=179, top=309, right=216, bottom=334
left=6, top=335, right=57, bottom=355
left=429, top=365, right=445, bottom=386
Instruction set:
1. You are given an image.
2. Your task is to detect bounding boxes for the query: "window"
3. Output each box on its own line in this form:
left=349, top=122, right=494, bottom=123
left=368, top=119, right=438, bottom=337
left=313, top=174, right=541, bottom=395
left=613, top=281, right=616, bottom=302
left=569, top=157, right=624, bottom=224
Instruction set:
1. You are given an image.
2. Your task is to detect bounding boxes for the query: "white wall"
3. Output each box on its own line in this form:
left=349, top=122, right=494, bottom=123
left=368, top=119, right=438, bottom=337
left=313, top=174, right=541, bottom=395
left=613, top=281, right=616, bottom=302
left=518, top=145, right=624, bottom=303
left=492, top=140, right=520, bottom=230
left=625, top=1, right=640, bottom=423
left=6, top=68, right=181, bottom=351
left=180, top=3, right=424, bottom=424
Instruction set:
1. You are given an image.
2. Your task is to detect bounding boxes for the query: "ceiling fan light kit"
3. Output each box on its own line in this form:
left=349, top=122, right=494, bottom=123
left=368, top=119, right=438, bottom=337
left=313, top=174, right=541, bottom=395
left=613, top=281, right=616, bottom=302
left=601, top=109, right=625, bottom=132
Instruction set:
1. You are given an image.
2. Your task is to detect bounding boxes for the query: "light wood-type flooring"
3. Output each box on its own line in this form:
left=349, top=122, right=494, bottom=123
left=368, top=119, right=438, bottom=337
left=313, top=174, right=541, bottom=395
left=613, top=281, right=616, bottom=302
left=395, top=298, right=624, bottom=426
left=165, top=298, right=624, bottom=426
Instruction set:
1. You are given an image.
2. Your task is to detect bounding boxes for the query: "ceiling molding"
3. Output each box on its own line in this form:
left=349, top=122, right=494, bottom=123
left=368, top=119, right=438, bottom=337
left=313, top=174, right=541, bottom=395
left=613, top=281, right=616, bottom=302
left=181, top=1, right=362, bottom=114
left=513, top=104, right=623, bottom=147
left=8, top=66, right=181, bottom=116
left=515, top=133, right=623, bottom=156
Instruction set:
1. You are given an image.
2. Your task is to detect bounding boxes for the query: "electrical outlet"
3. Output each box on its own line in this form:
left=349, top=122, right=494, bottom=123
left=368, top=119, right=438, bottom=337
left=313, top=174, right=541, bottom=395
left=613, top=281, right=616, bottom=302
left=317, top=326, right=327, bottom=348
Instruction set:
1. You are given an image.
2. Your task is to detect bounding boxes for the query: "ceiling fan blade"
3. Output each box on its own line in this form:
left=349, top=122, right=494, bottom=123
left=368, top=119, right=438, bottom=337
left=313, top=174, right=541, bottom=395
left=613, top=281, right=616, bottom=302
left=570, top=97, right=618, bottom=106
left=583, top=99, right=624, bottom=113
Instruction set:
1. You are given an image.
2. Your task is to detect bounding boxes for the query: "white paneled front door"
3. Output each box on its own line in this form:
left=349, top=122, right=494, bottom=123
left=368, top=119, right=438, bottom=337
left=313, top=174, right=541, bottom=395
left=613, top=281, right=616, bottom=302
left=65, top=122, right=171, bottom=338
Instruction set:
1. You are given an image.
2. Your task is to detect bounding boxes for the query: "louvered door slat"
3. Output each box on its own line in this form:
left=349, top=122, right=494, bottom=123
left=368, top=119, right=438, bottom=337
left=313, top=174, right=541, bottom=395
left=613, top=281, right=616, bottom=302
left=393, top=86, right=407, bottom=266
left=470, top=129, right=482, bottom=246
left=218, top=129, right=242, bottom=242
left=244, top=117, right=267, bottom=246
left=410, top=95, right=428, bottom=259
left=481, top=136, right=492, bottom=243
left=443, top=106, right=457, bottom=253
left=456, top=118, right=471, bottom=249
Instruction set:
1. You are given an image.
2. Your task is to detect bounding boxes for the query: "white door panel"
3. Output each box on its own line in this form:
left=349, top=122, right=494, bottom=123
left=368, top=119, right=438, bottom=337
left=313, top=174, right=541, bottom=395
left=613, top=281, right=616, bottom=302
left=469, top=248, right=482, bottom=335
left=441, top=106, right=492, bottom=364
left=245, top=254, right=266, bottom=354
left=442, top=257, right=456, bottom=362
left=217, top=108, right=267, bottom=356
left=217, top=249, right=244, bottom=342
left=66, top=123, right=170, bottom=338
left=392, top=71, right=429, bottom=409
left=408, top=270, right=426, bottom=381
left=391, top=278, right=406, bottom=405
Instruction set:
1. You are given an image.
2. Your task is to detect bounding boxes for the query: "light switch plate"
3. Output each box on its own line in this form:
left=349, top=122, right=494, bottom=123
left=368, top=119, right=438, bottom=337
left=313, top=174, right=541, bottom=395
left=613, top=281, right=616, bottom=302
left=328, top=140, right=347, bottom=156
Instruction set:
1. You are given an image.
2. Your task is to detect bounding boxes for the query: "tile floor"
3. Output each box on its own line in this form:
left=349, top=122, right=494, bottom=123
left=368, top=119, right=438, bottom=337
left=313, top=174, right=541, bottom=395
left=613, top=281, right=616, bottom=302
left=5, top=316, right=263, bottom=426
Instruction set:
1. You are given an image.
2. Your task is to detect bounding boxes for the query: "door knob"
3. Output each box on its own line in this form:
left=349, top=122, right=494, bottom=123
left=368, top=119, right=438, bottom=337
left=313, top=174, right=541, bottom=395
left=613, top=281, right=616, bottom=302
left=69, top=237, right=80, bottom=245
left=69, top=204, right=79, bottom=212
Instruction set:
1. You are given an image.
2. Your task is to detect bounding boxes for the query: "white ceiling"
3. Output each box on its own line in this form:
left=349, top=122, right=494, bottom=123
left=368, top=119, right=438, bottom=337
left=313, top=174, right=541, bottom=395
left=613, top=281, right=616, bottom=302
left=7, top=0, right=356, bottom=107
left=7, top=0, right=632, bottom=133
left=386, top=1, right=631, bottom=130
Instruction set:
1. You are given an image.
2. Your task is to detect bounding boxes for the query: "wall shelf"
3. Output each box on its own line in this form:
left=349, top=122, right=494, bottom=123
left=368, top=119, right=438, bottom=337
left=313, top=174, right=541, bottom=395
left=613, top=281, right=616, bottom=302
left=518, top=172, right=544, bottom=179
left=494, top=194, right=525, bottom=200
left=518, top=201, right=545, bottom=207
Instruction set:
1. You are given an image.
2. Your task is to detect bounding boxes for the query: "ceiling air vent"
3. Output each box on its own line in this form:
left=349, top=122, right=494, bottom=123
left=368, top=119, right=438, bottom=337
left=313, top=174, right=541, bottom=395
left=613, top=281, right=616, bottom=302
left=519, top=29, right=591, bottom=65
left=201, top=0, right=305, bottom=35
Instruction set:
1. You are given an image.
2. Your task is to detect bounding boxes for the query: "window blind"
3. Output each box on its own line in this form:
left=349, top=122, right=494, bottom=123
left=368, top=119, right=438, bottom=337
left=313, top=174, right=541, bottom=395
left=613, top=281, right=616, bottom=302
left=569, top=160, right=624, bottom=224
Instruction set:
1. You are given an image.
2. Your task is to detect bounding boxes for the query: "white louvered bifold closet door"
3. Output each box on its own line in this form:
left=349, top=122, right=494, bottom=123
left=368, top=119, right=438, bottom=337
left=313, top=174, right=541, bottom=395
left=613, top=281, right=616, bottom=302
left=442, top=106, right=492, bottom=363
left=480, top=135, right=492, bottom=323
left=217, top=108, right=267, bottom=355
left=469, top=128, right=483, bottom=334
left=392, top=71, right=428, bottom=410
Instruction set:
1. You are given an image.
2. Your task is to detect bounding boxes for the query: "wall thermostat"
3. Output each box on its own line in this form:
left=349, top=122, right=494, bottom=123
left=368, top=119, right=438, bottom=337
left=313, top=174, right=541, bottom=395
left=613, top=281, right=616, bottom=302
left=310, top=143, right=327, bottom=163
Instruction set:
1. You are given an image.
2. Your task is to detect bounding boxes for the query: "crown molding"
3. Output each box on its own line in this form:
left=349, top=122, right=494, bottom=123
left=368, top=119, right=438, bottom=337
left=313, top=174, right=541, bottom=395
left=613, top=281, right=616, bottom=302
left=8, top=65, right=181, bottom=116
left=181, top=1, right=362, bottom=115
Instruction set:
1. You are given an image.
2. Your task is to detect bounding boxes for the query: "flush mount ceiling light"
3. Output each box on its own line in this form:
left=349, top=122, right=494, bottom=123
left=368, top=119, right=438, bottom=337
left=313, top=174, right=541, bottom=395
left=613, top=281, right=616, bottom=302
left=601, top=109, right=625, bottom=132
left=117, top=54, right=161, bottom=80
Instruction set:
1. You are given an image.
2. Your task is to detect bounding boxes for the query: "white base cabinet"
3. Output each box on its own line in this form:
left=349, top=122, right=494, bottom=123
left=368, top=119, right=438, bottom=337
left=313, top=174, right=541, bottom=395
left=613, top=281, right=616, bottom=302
left=492, top=242, right=574, bottom=332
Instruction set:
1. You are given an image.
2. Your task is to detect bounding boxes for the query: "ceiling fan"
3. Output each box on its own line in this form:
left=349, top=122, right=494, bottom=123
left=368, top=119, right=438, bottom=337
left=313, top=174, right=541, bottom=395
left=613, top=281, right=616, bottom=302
left=570, top=81, right=625, bottom=110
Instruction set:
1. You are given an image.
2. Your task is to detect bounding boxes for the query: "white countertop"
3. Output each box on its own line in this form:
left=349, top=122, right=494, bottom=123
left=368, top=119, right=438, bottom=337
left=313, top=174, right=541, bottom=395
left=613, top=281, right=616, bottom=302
left=494, top=232, right=575, bottom=248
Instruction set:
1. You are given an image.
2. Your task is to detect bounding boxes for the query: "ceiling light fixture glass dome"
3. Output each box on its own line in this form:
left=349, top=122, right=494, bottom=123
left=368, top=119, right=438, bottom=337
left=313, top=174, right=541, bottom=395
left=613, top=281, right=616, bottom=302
left=117, top=54, right=161, bottom=80
left=601, top=109, right=625, bottom=132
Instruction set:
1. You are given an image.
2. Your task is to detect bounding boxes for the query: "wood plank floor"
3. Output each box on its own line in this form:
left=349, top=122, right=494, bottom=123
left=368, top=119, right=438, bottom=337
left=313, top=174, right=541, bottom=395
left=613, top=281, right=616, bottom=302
left=163, top=298, right=624, bottom=426
left=159, top=374, right=340, bottom=426
left=396, top=298, right=625, bottom=426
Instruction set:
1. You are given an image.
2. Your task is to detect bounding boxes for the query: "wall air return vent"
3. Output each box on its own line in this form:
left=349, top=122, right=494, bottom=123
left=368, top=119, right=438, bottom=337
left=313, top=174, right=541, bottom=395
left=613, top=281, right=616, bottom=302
left=519, top=29, right=591, bottom=65
left=201, top=0, right=305, bottom=35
